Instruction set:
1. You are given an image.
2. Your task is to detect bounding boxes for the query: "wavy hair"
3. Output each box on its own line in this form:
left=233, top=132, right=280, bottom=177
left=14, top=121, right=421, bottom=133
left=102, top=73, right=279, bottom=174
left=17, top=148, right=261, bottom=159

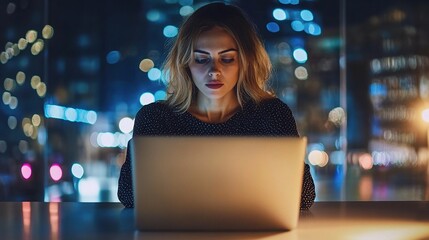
left=162, top=2, right=273, bottom=112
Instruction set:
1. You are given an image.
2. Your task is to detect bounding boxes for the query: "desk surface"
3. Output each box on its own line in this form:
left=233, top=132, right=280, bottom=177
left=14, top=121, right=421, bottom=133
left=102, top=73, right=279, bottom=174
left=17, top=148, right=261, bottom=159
left=1, top=201, right=428, bottom=240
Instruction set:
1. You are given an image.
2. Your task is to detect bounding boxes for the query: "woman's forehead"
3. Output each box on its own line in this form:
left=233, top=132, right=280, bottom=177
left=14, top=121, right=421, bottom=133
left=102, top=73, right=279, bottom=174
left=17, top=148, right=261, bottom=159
left=194, top=27, right=238, bottom=51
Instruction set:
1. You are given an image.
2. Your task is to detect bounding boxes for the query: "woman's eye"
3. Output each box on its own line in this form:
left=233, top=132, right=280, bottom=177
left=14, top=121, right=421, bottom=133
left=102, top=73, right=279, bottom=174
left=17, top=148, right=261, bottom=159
left=195, top=58, right=209, bottom=64
left=222, top=58, right=234, bottom=63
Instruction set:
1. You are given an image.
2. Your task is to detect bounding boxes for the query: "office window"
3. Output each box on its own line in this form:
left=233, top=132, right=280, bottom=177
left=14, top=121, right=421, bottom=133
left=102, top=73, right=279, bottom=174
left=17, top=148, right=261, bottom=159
left=1, top=0, right=428, bottom=202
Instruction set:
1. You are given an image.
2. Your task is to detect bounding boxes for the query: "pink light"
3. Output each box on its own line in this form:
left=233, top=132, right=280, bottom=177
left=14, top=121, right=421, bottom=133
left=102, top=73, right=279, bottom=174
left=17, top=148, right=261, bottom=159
left=21, top=163, right=32, bottom=180
left=50, top=164, right=62, bottom=181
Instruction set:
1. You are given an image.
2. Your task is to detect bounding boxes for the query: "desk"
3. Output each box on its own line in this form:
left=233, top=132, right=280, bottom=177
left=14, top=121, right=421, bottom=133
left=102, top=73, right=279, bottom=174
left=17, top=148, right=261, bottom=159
left=0, top=201, right=428, bottom=240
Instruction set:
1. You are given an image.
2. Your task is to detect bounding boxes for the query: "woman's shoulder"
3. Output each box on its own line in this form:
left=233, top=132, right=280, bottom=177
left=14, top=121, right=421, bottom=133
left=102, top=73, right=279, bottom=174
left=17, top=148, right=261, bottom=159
left=133, top=101, right=175, bottom=135
left=256, top=97, right=292, bottom=113
left=135, top=101, right=172, bottom=117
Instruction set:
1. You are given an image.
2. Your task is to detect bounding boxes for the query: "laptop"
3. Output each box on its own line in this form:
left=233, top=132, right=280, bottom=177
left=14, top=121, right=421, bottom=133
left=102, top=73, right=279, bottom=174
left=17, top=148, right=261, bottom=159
left=130, top=136, right=307, bottom=231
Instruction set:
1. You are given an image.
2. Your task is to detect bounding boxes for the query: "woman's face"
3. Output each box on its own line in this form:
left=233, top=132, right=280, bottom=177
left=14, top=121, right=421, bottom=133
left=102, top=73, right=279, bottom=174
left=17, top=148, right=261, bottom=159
left=188, top=27, right=239, bottom=102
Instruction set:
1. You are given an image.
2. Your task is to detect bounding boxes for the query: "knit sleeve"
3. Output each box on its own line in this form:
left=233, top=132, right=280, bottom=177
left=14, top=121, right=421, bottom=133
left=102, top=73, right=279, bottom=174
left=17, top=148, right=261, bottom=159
left=264, top=98, right=316, bottom=209
left=117, top=102, right=167, bottom=208
left=300, top=163, right=316, bottom=210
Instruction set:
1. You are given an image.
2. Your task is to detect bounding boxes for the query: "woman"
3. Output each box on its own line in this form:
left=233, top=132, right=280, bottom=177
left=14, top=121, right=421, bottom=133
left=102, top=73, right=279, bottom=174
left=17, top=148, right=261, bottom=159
left=118, top=2, right=316, bottom=210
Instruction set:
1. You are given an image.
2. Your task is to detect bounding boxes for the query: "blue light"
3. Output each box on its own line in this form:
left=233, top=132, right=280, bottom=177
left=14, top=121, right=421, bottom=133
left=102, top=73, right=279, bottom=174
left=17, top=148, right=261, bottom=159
left=155, top=90, right=167, bottom=100
left=65, top=108, right=77, bottom=122
left=44, top=104, right=97, bottom=124
left=179, top=6, right=194, bottom=16
left=291, top=21, right=304, bottom=32
left=300, top=10, right=314, bottom=21
left=148, top=68, right=162, bottom=81
left=273, top=8, right=287, bottom=21
left=106, top=51, right=121, bottom=64
left=146, top=10, right=162, bottom=22
left=305, top=23, right=322, bottom=36
left=140, top=92, right=155, bottom=106
left=71, top=163, right=84, bottom=179
left=163, top=25, right=178, bottom=38
left=292, top=48, right=308, bottom=63
left=266, top=22, right=280, bottom=33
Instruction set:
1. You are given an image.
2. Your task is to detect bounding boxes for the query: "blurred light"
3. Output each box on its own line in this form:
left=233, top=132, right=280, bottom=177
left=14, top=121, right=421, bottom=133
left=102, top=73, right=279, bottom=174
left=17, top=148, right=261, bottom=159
left=1, top=52, right=8, bottom=64
left=140, top=92, right=155, bottom=106
left=291, top=21, right=304, bottom=31
left=16, top=71, right=25, bottom=85
left=0, top=140, right=6, bottom=153
left=30, top=115, right=41, bottom=127
left=359, top=153, right=373, bottom=170
left=119, top=117, right=134, bottom=134
left=36, top=82, right=47, bottom=97
left=163, top=25, right=178, bottom=38
left=155, top=90, right=167, bottom=100
left=4, top=78, right=15, bottom=91
left=31, top=75, right=41, bottom=89
left=179, top=6, right=194, bottom=16
left=328, top=107, right=346, bottom=126
left=50, top=164, right=62, bottom=182
left=146, top=10, right=162, bottom=22
left=19, top=140, right=28, bottom=154
left=305, top=22, right=322, bottom=36
left=21, top=163, right=32, bottom=180
left=106, top=51, right=121, bottom=64
left=422, top=109, right=429, bottom=123
left=139, top=58, right=154, bottom=72
left=71, top=163, right=84, bottom=179
left=8, top=116, right=17, bottom=129
left=308, top=150, right=329, bottom=167
left=9, top=96, right=18, bottom=109
left=65, top=108, right=78, bottom=122
left=2, top=92, right=11, bottom=104
left=78, top=177, right=100, bottom=201
left=300, top=10, right=314, bottom=21
left=25, top=30, right=37, bottom=43
left=31, top=39, right=44, bottom=55
left=266, top=22, right=280, bottom=33
left=148, top=68, right=161, bottom=81
left=42, top=25, right=54, bottom=39
left=279, top=0, right=299, bottom=4
left=294, top=66, right=308, bottom=80
left=6, top=2, right=16, bottom=14
left=273, top=8, right=287, bottom=21
left=18, top=38, right=28, bottom=50
left=97, top=132, right=116, bottom=147
left=44, top=104, right=97, bottom=124
left=292, top=48, right=308, bottom=63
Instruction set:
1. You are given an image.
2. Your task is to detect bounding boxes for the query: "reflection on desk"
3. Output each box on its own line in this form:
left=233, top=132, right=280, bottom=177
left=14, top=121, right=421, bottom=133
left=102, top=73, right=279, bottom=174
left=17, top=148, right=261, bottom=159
left=0, top=201, right=428, bottom=240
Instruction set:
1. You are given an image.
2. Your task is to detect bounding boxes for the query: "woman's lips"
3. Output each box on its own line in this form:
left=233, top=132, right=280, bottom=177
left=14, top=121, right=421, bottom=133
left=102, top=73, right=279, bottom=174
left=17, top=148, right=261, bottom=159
left=205, top=83, right=224, bottom=89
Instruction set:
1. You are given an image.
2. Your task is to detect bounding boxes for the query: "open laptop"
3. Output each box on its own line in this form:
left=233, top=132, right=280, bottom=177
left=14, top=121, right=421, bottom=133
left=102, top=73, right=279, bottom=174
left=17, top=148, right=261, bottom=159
left=131, top=136, right=307, bottom=231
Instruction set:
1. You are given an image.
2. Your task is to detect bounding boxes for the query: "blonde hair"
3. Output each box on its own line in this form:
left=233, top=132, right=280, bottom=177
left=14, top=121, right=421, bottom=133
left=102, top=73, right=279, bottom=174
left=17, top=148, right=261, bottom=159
left=162, top=2, right=273, bottom=112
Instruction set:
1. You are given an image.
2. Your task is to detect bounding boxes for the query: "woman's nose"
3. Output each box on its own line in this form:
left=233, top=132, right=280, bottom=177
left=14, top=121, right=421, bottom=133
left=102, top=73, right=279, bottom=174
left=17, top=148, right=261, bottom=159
left=208, top=61, right=221, bottom=77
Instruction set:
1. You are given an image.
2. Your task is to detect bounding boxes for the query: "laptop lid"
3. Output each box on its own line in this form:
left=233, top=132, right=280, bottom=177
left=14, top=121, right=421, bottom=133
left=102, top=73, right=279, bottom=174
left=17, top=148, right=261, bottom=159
left=131, top=136, right=307, bottom=231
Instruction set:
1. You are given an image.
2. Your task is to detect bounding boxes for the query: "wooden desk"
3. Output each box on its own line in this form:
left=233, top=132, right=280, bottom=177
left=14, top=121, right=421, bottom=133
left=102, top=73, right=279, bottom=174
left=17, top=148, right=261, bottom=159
left=1, top=201, right=428, bottom=240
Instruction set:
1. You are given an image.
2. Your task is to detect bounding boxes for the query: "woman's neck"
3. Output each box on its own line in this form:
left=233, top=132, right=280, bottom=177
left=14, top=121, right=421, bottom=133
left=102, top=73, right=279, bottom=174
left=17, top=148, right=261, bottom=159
left=188, top=95, right=240, bottom=123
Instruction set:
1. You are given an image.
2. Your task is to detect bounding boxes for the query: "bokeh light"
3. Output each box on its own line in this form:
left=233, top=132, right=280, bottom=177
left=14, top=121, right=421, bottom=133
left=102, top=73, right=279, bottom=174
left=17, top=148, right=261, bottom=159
left=119, top=117, right=134, bottom=134
left=71, top=163, right=84, bottom=179
left=50, top=164, right=63, bottom=181
left=266, top=22, right=280, bottom=33
left=292, top=48, right=308, bottom=63
left=139, top=59, right=154, bottom=72
left=21, top=163, right=32, bottom=180
left=139, top=92, right=155, bottom=106
left=273, top=8, right=287, bottom=21
left=163, top=25, right=178, bottom=38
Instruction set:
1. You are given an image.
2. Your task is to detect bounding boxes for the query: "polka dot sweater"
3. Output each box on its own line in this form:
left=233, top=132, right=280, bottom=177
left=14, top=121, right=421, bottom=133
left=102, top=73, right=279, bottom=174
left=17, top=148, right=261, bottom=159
left=118, top=98, right=316, bottom=210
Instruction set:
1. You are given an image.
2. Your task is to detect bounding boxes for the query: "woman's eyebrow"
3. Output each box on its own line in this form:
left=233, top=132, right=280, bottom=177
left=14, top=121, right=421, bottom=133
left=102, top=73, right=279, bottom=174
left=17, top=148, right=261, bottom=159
left=193, top=48, right=238, bottom=54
